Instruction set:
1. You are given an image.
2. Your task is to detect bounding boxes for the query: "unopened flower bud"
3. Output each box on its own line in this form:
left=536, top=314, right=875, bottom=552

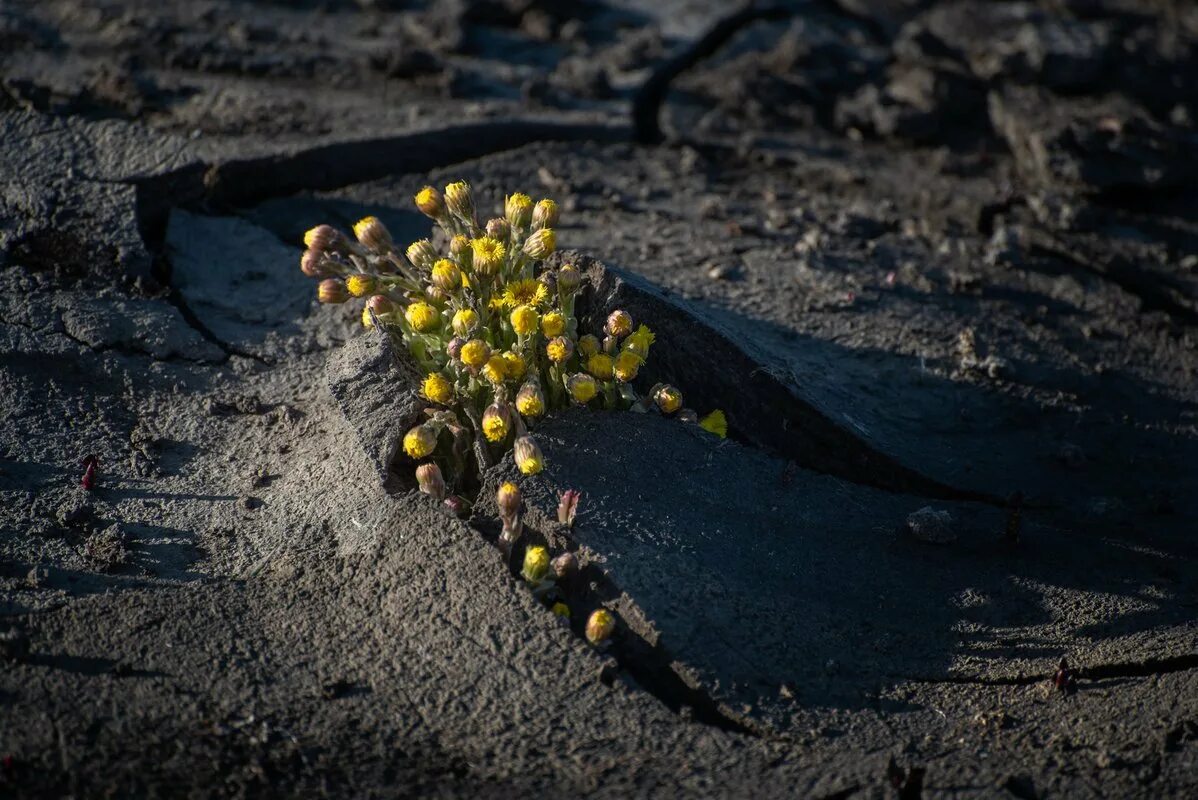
left=317, top=278, right=349, bottom=304
left=522, top=546, right=550, bottom=584
left=522, top=228, right=556, bottom=260
left=346, top=273, right=376, bottom=297
left=300, top=249, right=329, bottom=277
left=446, top=336, right=466, bottom=360
left=568, top=373, right=598, bottom=404
left=606, top=309, right=632, bottom=337
left=505, top=192, right=533, bottom=229
left=303, top=224, right=340, bottom=253
left=450, top=234, right=470, bottom=256
left=654, top=385, right=683, bottom=414
left=366, top=294, right=396, bottom=316
left=496, top=481, right=521, bottom=519
left=486, top=217, right=510, bottom=240
left=557, top=264, right=582, bottom=294
left=426, top=285, right=448, bottom=304
left=414, top=185, right=445, bottom=219
left=406, top=239, right=438, bottom=270
left=353, top=216, right=393, bottom=253
left=586, top=609, right=616, bottom=645
left=532, top=198, right=559, bottom=230
left=577, top=334, right=600, bottom=358
left=557, top=490, right=581, bottom=528
left=513, top=436, right=544, bottom=475
left=444, top=181, right=475, bottom=222
left=482, top=402, right=512, bottom=443
left=546, top=335, right=574, bottom=365
left=515, top=380, right=545, bottom=418
left=431, top=259, right=461, bottom=292
left=613, top=350, right=642, bottom=383
left=443, top=495, right=468, bottom=517
left=403, top=424, right=438, bottom=459
left=451, top=309, right=478, bottom=337
left=416, top=463, right=446, bottom=500
left=551, top=550, right=578, bottom=579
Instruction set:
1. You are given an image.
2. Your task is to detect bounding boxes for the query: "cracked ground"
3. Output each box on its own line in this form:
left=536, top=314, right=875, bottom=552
left=2, top=1, right=1197, bottom=798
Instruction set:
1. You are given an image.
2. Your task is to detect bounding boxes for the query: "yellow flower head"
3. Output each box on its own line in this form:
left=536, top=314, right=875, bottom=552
left=699, top=410, right=728, bottom=438
left=501, top=279, right=549, bottom=309
left=405, top=301, right=439, bottom=332
left=361, top=305, right=375, bottom=329
left=406, top=239, right=437, bottom=270
left=586, top=353, right=614, bottom=381
left=470, top=236, right=506, bottom=276
left=303, top=224, right=338, bottom=252
left=422, top=372, right=453, bottom=404
left=514, top=436, right=544, bottom=475
left=510, top=304, right=539, bottom=336
left=317, top=278, right=348, bottom=304
left=586, top=609, right=615, bottom=644
left=546, top=336, right=574, bottom=365
left=482, top=355, right=508, bottom=384
left=444, top=181, right=474, bottom=221
left=623, top=324, right=655, bottom=357
left=532, top=198, right=559, bottom=230
left=460, top=338, right=490, bottom=369
left=516, top=380, right=545, bottom=418
left=653, top=385, right=683, bottom=414
left=521, top=546, right=550, bottom=583
left=414, top=185, right=444, bottom=218
left=403, top=424, right=437, bottom=459
left=522, top=228, right=556, bottom=260
left=568, top=373, right=598, bottom=404
left=431, top=259, right=461, bottom=293
left=613, top=350, right=642, bottom=383
left=502, top=351, right=526, bottom=381
left=482, top=403, right=510, bottom=442
left=345, top=273, right=375, bottom=297
left=505, top=192, right=533, bottom=228
left=577, top=334, right=600, bottom=358
left=541, top=310, right=565, bottom=337
left=451, top=308, right=478, bottom=337
left=353, top=216, right=392, bottom=252
left=496, top=481, right=521, bottom=517
left=606, top=309, right=633, bottom=338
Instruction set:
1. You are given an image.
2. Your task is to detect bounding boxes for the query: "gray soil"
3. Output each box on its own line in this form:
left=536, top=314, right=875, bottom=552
left=2, top=1, right=1197, bottom=797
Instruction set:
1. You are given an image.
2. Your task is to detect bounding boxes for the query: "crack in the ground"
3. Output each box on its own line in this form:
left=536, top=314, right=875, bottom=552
left=903, top=652, right=1198, bottom=688
left=0, top=310, right=222, bottom=366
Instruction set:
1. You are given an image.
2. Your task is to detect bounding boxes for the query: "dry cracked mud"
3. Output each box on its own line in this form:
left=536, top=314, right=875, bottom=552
left=2, top=1, right=1197, bottom=797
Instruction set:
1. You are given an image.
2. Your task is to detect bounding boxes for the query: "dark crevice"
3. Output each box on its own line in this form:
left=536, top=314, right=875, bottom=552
left=0, top=310, right=221, bottom=366
left=904, top=652, right=1198, bottom=687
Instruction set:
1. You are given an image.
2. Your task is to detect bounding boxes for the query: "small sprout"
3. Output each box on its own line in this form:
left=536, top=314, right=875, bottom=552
left=586, top=609, right=615, bottom=645
left=431, top=259, right=461, bottom=293
left=406, top=239, right=438, bottom=270
left=653, top=385, right=683, bottom=414
left=444, top=181, right=475, bottom=222
left=443, top=495, right=469, bottom=518
left=352, top=216, right=392, bottom=253
left=415, top=463, right=446, bottom=500
left=422, top=373, right=453, bottom=404
left=514, top=436, right=544, bottom=475
left=557, top=490, right=581, bottom=528
left=606, top=310, right=632, bottom=338
left=451, top=308, right=479, bottom=337
left=346, top=273, right=376, bottom=297
left=81, top=454, right=98, bottom=491
left=551, top=602, right=570, bottom=618
left=414, top=185, right=445, bottom=219
left=523, top=228, right=556, bottom=260
left=551, top=551, right=578, bottom=580
left=482, top=402, right=512, bottom=443
left=510, top=304, right=539, bottom=336
left=521, top=546, right=550, bottom=584
left=471, top=237, right=506, bottom=276
left=516, top=380, right=545, bottom=418
left=546, top=336, right=574, bottom=365
left=460, top=338, right=490, bottom=369
left=405, top=301, right=440, bottom=333
left=532, top=198, right=559, bottom=230
left=505, top=192, right=533, bottom=229
left=699, top=409, right=727, bottom=438
left=317, top=278, right=349, bottom=304
left=568, top=373, right=598, bottom=404
left=403, top=424, right=438, bottom=459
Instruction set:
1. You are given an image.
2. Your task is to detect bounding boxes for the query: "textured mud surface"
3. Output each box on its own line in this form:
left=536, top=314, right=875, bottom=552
left=3, top=1, right=1197, bottom=797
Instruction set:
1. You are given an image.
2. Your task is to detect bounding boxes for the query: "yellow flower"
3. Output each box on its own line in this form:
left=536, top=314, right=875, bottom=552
left=345, top=273, right=375, bottom=297
left=653, top=385, right=683, bottom=414
left=431, top=259, right=460, bottom=293
left=451, top=308, right=478, bottom=337
left=502, top=351, right=526, bottom=381
left=516, top=381, right=544, bottom=417
left=510, top=304, right=539, bottom=336
left=541, top=311, right=565, bottom=337
left=460, top=339, right=490, bottom=369
left=422, top=373, right=453, bottom=404
left=586, top=353, right=614, bottom=380
left=613, top=350, right=642, bottom=382
left=496, top=481, right=521, bottom=518
left=523, top=228, right=555, bottom=260
left=586, top=609, right=615, bottom=644
left=623, top=324, right=655, bottom=356
left=568, top=373, right=598, bottom=404
left=606, top=309, right=632, bottom=338
left=505, top=193, right=533, bottom=228
left=482, top=355, right=508, bottom=384
left=405, top=302, right=439, bottom=332
left=522, top=546, right=549, bottom=583
left=361, top=305, right=375, bottom=329
left=514, top=436, right=544, bottom=475
left=699, top=410, right=727, bottom=438
left=353, top=216, right=392, bottom=252
left=577, top=334, right=600, bottom=358
left=317, top=278, right=348, bottom=304
left=501, top=279, right=549, bottom=309
left=303, top=224, right=337, bottom=251
left=444, top=181, right=475, bottom=221
left=403, top=424, right=437, bottom=459
left=470, top=236, right=506, bottom=276
left=532, top=198, right=558, bottom=230
left=406, top=239, right=437, bottom=270
left=546, top=336, right=573, bottom=365
left=482, top=403, right=510, bottom=442
left=414, top=185, right=444, bottom=218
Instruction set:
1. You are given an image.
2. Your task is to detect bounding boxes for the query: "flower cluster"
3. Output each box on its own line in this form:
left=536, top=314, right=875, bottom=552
left=299, top=180, right=721, bottom=495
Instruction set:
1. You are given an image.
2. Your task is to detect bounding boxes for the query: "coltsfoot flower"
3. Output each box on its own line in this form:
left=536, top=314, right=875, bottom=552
left=346, top=273, right=376, bottom=297
left=486, top=217, right=510, bottom=240
left=514, top=436, right=544, bottom=475
left=415, top=463, right=446, bottom=499
left=403, top=424, right=438, bottom=459
left=304, top=224, right=341, bottom=252
left=510, top=304, right=539, bottom=336
left=585, top=353, right=614, bottom=381
left=414, top=186, right=444, bottom=219
left=577, top=334, right=600, bottom=358
left=431, top=259, right=461, bottom=293
left=516, top=381, right=545, bottom=418
left=606, top=309, right=632, bottom=338
left=551, top=550, right=578, bottom=578
left=522, top=546, right=549, bottom=583
left=653, top=385, right=683, bottom=414
left=471, top=236, right=506, bottom=276
left=406, top=239, right=438, bottom=270
left=586, top=609, right=615, bottom=645
left=451, top=308, right=478, bottom=337
left=362, top=294, right=396, bottom=328
left=558, top=264, right=582, bottom=294
left=522, top=228, right=556, bottom=260
left=460, top=338, right=490, bottom=369
left=317, top=278, right=349, bottom=304
left=613, top=350, right=642, bottom=383
left=423, top=373, right=453, bottom=404
left=446, top=336, right=466, bottom=360
left=445, top=181, right=475, bottom=222
left=353, top=216, right=392, bottom=253
left=502, top=351, right=526, bottom=381
left=699, top=410, right=727, bottom=438
left=482, top=402, right=512, bottom=442
left=623, top=325, right=655, bottom=357
left=551, top=602, right=570, bottom=618
left=450, top=234, right=470, bottom=256
left=568, top=373, right=598, bottom=404
left=482, top=355, right=508, bottom=385
left=502, top=279, right=549, bottom=309
left=496, top=481, right=521, bottom=520
left=541, top=310, right=565, bottom=337
left=505, top=192, right=533, bottom=228
left=300, top=249, right=330, bottom=278
left=405, top=301, right=440, bottom=332
left=532, top=198, right=559, bottom=230
left=546, top=336, right=574, bottom=365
